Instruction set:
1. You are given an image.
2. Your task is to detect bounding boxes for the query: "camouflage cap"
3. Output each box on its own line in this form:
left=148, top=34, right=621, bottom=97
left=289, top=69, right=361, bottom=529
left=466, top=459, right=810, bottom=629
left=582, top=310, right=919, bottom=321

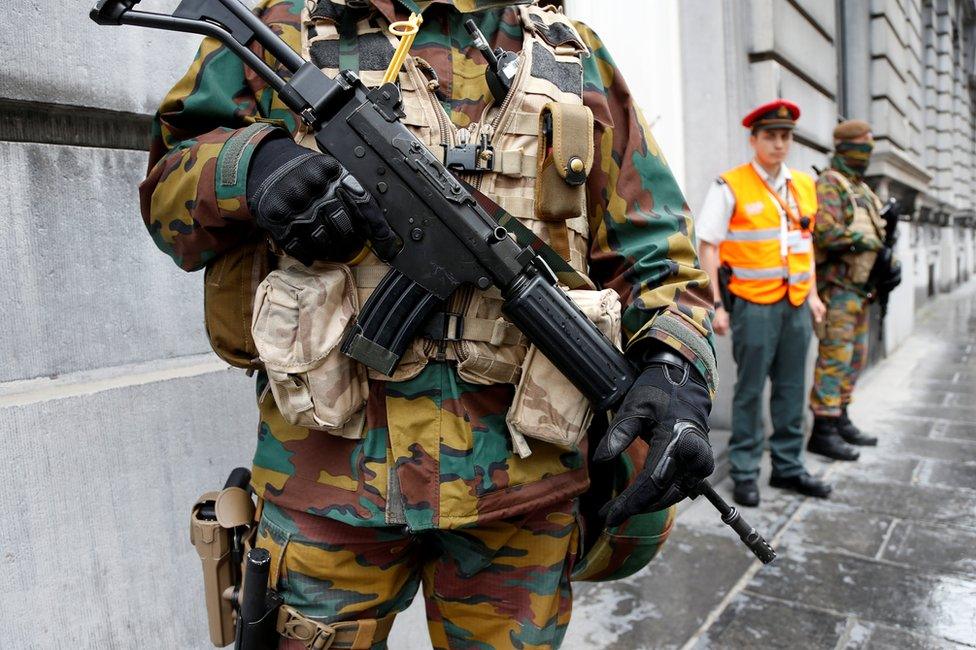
left=834, top=119, right=872, bottom=142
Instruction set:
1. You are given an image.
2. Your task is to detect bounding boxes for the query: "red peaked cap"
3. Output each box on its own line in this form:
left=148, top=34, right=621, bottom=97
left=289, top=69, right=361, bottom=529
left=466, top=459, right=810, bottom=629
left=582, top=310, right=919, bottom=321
left=742, top=99, right=801, bottom=131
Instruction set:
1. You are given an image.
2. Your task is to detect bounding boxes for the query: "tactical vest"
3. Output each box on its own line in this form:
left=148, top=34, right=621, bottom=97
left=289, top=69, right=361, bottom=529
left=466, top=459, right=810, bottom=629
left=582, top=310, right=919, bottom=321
left=719, top=164, right=817, bottom=306
left=292, top=1, right=594, bottom=386
left=817, top=169, right=885, bottom=285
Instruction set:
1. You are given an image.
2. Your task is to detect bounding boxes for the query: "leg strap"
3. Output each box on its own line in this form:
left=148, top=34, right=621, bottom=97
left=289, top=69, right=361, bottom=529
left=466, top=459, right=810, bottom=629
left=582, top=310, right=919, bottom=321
left=276, top=604, right=396, bottom=650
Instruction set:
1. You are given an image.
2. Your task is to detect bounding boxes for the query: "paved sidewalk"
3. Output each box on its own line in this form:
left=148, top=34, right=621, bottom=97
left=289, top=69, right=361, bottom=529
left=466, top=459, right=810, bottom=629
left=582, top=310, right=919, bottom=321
left=564, top=282, right=976, bottom=649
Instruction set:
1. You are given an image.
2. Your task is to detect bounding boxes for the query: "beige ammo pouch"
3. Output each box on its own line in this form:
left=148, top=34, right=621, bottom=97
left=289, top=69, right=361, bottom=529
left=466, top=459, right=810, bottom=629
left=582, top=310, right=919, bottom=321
left=535, top=102, right=594, bottom=260
left=827, top=171, right=884, bottom=285
left=842, top=204, right=881, bottom=284
left=204, top=238, right=273, bottom=371
left=251, top=257, right=368, bottom=438
left=506, top=288, right=622, bottom=457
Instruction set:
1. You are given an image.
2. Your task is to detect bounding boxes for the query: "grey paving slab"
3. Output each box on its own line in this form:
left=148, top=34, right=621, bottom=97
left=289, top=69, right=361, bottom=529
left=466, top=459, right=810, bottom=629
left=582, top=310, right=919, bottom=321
left=691, top=592, right=847, bottom=649
left=867, top=416, right=936, bottom=438
left=842, top=620, right=974, bottom=649
left=747, top=546, right=976, bottom=645
left=937, top=421, right=976, bottom=442
left=564, top=523, right=759, bottom=650
left=888, top=404, right=976, bottom=423
left=830, top=475, right=976, bottom=529
left=870, top=431, right=976, bottom=463
left=916, top=458, right=976, bottom=490
left=841, top=454, right=919, bottom=485
left=882, top=520, right=976, bottom=577
left=944, top=393, right=976, bottom=408
left=913, top=378, right=976, bottom=395
left=778, top=502, right=893, bottom=558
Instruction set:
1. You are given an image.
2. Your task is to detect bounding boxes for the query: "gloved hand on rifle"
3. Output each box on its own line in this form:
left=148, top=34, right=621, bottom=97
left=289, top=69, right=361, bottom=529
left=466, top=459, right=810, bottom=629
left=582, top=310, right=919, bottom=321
left=246, top=132, right=399, bottom=265
left=594, top=348, right=714, bottom=527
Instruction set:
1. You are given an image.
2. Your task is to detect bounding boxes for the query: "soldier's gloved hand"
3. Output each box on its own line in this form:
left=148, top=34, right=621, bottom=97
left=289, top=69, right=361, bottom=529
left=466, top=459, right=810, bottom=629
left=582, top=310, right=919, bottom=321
left=594, top=349, right=714, bottom=527
left=881, top=255, right=902, bottom=292
left=246, top=133, right=399, bottom=265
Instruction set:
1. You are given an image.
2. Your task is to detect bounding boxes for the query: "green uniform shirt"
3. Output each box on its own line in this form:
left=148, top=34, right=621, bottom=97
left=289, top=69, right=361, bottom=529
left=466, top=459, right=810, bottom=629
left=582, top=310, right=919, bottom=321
left=813, top=158, right=884, bottom=295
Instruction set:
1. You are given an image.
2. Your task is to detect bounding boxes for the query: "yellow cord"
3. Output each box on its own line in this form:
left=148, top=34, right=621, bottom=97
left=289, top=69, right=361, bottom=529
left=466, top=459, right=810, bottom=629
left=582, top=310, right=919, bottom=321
left=382, top=13, right=423, bottom=85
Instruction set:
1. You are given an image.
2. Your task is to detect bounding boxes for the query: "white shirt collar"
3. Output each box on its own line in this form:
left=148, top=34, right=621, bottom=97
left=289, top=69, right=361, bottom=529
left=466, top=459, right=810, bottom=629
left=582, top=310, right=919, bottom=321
left=751, top=160, right=791, bottom=190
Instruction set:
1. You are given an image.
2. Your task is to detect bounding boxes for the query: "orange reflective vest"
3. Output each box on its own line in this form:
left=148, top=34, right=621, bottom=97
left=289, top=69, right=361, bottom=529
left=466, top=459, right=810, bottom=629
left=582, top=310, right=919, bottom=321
left=718, top=164, right=817, bottom=306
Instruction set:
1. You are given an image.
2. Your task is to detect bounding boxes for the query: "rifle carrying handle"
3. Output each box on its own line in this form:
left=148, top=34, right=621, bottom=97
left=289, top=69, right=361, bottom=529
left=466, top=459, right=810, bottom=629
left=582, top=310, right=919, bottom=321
left=90, top=0, right=139, bottom=24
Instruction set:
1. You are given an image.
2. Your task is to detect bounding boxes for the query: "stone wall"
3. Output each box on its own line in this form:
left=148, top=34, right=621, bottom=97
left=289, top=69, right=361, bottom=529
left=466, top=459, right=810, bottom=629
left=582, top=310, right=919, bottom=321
left=0, top=2, right=258, bottom=647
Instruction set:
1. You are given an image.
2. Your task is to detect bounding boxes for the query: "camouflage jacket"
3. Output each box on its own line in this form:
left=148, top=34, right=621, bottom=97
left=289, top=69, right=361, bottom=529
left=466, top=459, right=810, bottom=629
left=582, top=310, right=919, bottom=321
left=813, top=158, right=884, bottom=293
left=141, top=0, right=716, bottom=530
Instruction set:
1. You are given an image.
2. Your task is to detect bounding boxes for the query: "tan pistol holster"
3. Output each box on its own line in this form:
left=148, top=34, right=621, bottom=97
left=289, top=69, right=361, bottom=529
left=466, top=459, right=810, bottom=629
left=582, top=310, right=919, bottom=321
left=190, top=470, right=257, bottom=647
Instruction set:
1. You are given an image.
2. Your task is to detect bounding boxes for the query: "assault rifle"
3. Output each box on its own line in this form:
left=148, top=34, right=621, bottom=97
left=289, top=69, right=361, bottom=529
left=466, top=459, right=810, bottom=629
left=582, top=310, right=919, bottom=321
left=90, top=0, right=774, bottom=566
left=870, top=198, right=903, bottom=318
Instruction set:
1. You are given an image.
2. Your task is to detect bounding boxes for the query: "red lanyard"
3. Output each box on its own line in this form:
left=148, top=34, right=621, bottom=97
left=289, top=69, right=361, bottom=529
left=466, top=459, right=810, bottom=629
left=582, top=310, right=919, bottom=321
left=750, top=165, right=804, bottom=228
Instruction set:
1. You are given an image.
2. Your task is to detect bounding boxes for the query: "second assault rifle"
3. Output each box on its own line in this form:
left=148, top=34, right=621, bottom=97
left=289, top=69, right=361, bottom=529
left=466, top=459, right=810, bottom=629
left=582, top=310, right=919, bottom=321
left=870, top=198, right=903, bottom=318
left=90, top=0, right=775, bottom=565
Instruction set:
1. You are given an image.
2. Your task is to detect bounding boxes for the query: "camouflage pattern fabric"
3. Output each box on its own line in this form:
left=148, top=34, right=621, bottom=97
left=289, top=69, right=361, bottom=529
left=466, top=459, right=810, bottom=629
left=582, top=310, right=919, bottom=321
left=142, top=0, right=714, bottom=531
left=810, top=286, right=869, bottom=417
left=251, top=259, right=368, bottom=435
left=255, top=498, right=579, bottom=649
left=813, top=159, right=884, bottom=295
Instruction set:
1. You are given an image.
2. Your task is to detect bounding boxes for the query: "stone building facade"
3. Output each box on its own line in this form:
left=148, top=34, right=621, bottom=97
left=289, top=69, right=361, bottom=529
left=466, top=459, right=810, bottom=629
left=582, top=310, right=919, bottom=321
left=568, top=0, right=976, bottom=425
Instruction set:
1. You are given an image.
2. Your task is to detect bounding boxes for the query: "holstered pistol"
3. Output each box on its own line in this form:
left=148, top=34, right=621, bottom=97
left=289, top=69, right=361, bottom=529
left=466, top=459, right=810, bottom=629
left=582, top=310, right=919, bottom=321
left=190, top=469, right=256, bottom=647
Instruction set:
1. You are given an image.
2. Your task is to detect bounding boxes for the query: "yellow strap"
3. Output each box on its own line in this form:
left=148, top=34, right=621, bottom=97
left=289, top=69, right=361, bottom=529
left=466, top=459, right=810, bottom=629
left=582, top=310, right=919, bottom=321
left=382, top=13, right=423, bottom=85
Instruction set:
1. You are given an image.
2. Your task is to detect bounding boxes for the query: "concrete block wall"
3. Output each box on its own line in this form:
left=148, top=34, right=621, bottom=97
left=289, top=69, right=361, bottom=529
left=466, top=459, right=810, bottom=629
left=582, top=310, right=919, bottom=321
left=0, top=2, right=259, bottom=647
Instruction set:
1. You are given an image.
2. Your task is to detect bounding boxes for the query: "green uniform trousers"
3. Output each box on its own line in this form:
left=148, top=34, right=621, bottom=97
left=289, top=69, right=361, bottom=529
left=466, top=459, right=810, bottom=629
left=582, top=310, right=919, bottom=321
left=810, top=286, right=870, bottom=416
left=256, top=499, right=579, bottom=649
left=729, top=296, right=812, bottom=482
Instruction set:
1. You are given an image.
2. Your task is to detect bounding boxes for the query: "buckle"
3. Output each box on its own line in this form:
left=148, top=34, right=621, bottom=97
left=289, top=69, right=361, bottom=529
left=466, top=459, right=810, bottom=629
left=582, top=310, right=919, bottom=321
left=442, top=132, right=494, bottom=173
left=280, top=606, right=336, bottom=650
left=422, top=312, right=464, bottom=342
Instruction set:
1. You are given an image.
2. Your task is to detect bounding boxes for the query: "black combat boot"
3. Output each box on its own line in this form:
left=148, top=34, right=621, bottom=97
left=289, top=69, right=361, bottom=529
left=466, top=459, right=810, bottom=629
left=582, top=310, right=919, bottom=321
left=837, top=408, right=878, bottom=446
left=807, top=417, right=860, bottom=461
left=769, top=471, right=832, bottom=498
left=733, top=479, right=760, bottom=507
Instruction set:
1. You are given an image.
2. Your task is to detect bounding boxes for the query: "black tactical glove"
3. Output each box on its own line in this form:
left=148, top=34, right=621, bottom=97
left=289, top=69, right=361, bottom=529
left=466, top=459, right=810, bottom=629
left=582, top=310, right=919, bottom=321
left=881, top=255, right=902, bottom=293
left=594, top=349, right=714, bottom=527
left=246, top=133, right=399, bottom=265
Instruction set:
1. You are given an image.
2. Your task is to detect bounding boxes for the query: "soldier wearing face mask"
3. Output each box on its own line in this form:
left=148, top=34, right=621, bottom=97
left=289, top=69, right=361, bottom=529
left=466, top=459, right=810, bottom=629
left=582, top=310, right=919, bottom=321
left=809, top=120, right=890, bottom=451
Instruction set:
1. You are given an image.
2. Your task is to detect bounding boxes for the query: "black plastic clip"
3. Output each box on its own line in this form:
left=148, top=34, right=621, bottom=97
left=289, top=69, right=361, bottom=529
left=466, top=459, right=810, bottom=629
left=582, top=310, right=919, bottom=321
left=443, top=131, right=494, bottom=173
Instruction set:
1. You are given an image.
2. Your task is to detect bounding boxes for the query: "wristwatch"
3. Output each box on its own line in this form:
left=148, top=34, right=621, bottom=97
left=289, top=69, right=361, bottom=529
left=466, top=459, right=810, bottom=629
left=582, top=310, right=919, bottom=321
left=713, top=300, right=724, bottom=310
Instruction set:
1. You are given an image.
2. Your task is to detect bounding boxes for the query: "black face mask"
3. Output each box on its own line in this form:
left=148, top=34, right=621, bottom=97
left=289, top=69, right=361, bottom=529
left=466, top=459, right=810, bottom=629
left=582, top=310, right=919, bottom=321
left=834, top=140, right=874, bottom=175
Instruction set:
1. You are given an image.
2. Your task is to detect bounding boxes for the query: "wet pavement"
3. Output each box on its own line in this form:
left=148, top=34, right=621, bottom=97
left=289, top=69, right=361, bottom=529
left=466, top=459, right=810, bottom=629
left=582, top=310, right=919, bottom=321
left=564, top=282, right=976, bottom=649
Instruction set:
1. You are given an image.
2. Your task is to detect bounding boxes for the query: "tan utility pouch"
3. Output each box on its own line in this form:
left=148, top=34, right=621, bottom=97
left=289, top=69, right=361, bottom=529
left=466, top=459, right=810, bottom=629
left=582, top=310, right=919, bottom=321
left=204, top=238, right=272, bottom=370
left=535, top=103, right=594, bottom=260
left=506, top=288, right=622, bottom=457
left=842, top=205, right=882, bottom=284
left=251, top=257, right=368, bottom=437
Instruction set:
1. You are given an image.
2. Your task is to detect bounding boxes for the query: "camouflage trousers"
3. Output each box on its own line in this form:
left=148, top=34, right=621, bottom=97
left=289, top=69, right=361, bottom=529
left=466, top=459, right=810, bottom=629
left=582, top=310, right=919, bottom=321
left=810, top=287, right=870, bottom=416
left=255, top=499, right=580, bottom=650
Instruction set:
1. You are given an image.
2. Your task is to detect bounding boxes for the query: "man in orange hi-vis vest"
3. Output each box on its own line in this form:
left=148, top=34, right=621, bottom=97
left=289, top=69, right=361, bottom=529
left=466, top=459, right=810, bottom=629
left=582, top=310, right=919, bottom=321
left=697, top=100, right=845, bottom=508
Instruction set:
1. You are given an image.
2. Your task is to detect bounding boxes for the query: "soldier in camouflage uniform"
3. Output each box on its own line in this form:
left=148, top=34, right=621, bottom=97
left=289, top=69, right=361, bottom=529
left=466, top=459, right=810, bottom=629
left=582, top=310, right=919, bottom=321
left=809, top=119, right=887, bottom=450
left=141, top=1, right=717, bottom=647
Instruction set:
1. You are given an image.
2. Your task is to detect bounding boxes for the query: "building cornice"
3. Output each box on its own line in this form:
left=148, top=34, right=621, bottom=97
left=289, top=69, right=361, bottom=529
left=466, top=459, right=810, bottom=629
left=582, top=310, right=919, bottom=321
left=867, top=141, right=933, bottom=193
